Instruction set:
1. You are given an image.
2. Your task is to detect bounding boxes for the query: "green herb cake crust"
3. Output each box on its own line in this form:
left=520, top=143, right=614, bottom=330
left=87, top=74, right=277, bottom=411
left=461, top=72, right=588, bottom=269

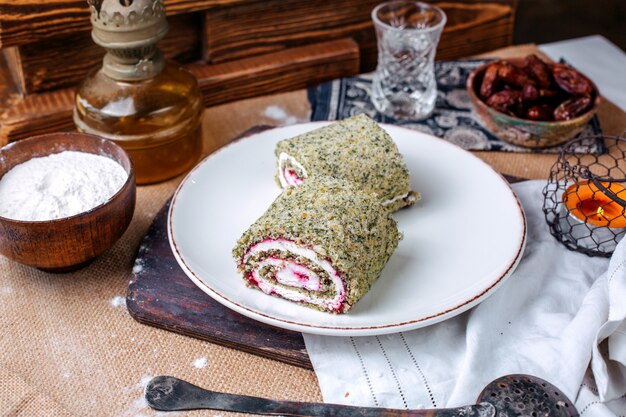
left=233, top=176, right=400, bottom=313
left=275, top=114, right=418, bottom=211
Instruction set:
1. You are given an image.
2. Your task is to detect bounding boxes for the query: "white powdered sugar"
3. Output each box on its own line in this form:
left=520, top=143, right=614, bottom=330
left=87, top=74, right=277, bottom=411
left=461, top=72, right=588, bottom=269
left=0, top=151, right=127, bottom=221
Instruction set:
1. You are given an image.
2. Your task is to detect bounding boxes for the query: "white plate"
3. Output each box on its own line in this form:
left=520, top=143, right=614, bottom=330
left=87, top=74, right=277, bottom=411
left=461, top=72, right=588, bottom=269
left=169, top=123, right=526, bottom=336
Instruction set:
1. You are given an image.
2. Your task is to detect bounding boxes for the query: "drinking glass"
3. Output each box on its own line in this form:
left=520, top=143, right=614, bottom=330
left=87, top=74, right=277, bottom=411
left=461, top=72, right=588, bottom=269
left=371, top=1, right=446, bottom=120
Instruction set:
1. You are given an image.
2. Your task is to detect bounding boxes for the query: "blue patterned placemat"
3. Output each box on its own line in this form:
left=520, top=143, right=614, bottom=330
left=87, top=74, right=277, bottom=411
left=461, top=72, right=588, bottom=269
left=308, top=59, right=602, bottom=153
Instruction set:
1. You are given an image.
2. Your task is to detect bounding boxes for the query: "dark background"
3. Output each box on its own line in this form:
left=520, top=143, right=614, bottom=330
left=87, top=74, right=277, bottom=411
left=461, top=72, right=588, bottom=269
left=513, top=0, right=626, bottom=50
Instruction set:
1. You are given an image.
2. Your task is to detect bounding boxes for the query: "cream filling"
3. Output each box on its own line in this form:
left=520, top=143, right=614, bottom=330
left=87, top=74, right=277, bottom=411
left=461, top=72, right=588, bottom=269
left=259, top=257, right=321, bottom=291
left=382, top=191, right=413, bottom=207
left=244, top=239, right=346, bottom=311
left=279, top=152, right=413, bottom=209
left=278, top=152, right=307, bottom=188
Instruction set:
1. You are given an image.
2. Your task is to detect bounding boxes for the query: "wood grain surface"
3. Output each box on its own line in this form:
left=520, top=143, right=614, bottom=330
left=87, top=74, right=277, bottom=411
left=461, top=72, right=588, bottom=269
left=203, top=0, right=381, bottom=64
left=0, top=88, right=76, bottom=145
left=9, top=13, right=202, bottom=94
left=0, top=38, right=359, bottom=144
left=0, top=1, right=513, bottom=142
left=437, top=2, right=515, bottom=59
left=3, top=1, right=513, bottom=95
left=203, top=2, right=515, bottom=72
left=189, top=38, right=360, bottom=107
left=0, top=0, right=518, bottom=49
left=0, top=0, right=241, bottom=48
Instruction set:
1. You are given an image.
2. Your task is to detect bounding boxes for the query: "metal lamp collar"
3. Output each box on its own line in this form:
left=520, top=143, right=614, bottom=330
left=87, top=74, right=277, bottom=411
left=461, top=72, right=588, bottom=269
left=87, top=0, right=168, bottom=81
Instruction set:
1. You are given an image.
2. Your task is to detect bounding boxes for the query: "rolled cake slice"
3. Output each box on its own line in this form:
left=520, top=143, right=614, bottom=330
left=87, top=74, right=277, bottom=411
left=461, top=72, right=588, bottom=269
left=275, top=113, right=418, bottom=211
left=233, top=177, right=400, bottom=313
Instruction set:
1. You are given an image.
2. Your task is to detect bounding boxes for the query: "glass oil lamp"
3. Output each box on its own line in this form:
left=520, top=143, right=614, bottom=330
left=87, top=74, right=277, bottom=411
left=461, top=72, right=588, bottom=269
left=543, top=135, right=626, bottom=257
left=74, top=0, right=203, bottom=184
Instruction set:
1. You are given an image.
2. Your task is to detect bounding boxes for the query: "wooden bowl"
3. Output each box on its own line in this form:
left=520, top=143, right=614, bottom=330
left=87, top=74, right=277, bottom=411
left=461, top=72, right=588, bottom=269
left=0, top=132, right=136, bottom=272
left=466, top=58, right=600, bottom=148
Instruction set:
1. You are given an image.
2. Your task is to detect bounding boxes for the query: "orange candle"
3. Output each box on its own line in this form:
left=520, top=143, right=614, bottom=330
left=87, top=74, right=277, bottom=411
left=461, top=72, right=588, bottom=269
left=563, top=181, right=626, bottom=228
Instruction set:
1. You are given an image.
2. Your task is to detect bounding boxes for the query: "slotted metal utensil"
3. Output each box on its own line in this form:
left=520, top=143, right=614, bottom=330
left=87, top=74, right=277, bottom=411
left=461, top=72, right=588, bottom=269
left=145, top=374, right=578, bottom=416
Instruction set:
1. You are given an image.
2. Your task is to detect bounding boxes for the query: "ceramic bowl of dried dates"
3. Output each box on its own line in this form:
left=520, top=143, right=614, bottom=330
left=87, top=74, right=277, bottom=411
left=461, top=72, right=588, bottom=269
left=466, top=54, right=600, bottom=148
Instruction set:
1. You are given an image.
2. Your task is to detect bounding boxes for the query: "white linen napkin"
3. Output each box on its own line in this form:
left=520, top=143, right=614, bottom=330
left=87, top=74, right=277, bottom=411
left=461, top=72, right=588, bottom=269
left=303, top=180, right=626, bottom=416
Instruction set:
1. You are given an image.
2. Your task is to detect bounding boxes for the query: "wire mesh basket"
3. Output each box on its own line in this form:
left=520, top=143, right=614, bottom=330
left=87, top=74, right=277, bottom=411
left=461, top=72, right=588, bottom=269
left=543, top=134, right=626, bottom=257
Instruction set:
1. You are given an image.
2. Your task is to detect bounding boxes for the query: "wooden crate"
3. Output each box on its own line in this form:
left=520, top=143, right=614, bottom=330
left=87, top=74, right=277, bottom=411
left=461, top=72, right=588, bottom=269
left=5, top=13, right=202, bottom=94
left=0, top=39, right=360, bottom=145
left=4, top=1, right=515, bottom=95
left=0, top=0, right=517, bottom=145
left=203, top=0, right=380, bottom=64
left=203, top=1, right=515, bottom=71
left=0, top=0, right=235, bottom=48
left=0, top=0, right=517, bottom=48
left=437, top=2, right=515, bottom=59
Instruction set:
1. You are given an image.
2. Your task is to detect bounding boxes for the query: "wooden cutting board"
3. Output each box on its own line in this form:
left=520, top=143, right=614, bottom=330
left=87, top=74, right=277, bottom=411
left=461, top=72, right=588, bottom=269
left=126, top=127, right=524, bottom=369
left=126, top=197, right=313, bottom=369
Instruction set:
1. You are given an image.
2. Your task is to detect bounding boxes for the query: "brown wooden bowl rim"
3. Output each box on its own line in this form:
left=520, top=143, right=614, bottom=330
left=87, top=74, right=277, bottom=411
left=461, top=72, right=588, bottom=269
left=466, top=58, right=601, bottom=126
left=0, top=132, right=136, bottom=225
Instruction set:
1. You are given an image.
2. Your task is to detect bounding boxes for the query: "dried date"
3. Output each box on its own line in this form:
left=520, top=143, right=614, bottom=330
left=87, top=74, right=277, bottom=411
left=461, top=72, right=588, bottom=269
left=486, top=90, right=521, bottom=113
left=478, top=54, right=594, bottom=121
left=554, top=96, right=592, bottom=121
left=552, top=64, right=594, bottom=96
left=538, top=88, right=560, bottom=100
left=524, top=54, right=552, bottom=88
left=480, top=62, right=501, bottom=99
left=526, top=104, right=553, bottom=121
left=522, top=83, right=539, bottom=102
left=498, top=62, right=534, bottom=87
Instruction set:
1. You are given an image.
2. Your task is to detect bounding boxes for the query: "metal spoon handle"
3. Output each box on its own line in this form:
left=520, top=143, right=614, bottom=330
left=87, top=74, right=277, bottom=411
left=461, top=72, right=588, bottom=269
left=146, top=376, right=496, bottom=417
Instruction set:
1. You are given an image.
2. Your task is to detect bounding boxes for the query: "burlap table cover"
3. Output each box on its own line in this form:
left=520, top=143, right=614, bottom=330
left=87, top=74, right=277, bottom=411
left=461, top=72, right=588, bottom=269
left=1, top=45, right=624, bottom=416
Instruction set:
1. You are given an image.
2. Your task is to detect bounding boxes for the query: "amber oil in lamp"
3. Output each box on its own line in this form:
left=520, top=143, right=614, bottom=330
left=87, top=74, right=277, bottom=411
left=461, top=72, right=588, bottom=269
left=74, top=0, right=203, bottom=184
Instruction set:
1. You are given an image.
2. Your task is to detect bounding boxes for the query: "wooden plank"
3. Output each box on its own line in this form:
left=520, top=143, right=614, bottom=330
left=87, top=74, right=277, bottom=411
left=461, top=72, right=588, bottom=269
left=203, top=0, right=381, bottom=63
left=0, top=88, right=76, bottom=144
left=1, top=47, right=25, bottom=96
left=361, top=2, right=516, bottom=71
left=4, top=2, right=513, bottom=94
left=10, top=13, right=201, bottom=94
left=190, top=38, right=360, bottom=107
left=0, top=0, right=518, bottom=49
left=0, top=38, right=360, bottom=143
left=203, top=2, right=514, bottom=71
left=0, top=50, right=23, bottom=146
left=0, top=0, right=240, bottom=49
left=437, top=2, right=515, bottom=59
left=353, top=1, right=517, bottom=70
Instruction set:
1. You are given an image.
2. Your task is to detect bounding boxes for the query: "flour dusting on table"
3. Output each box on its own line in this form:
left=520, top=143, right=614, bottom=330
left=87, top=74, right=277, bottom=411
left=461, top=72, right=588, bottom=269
left=110, top=295, right=126, bottom=308
left=263, top=105, right=298, bottom=125
left=120, top=375, right=153, bottom=417
left=132, top=258, right=145, bottom=274
left=0, top=151, right=127, bottom=221
left=193, top=357, right=208, bottom=369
